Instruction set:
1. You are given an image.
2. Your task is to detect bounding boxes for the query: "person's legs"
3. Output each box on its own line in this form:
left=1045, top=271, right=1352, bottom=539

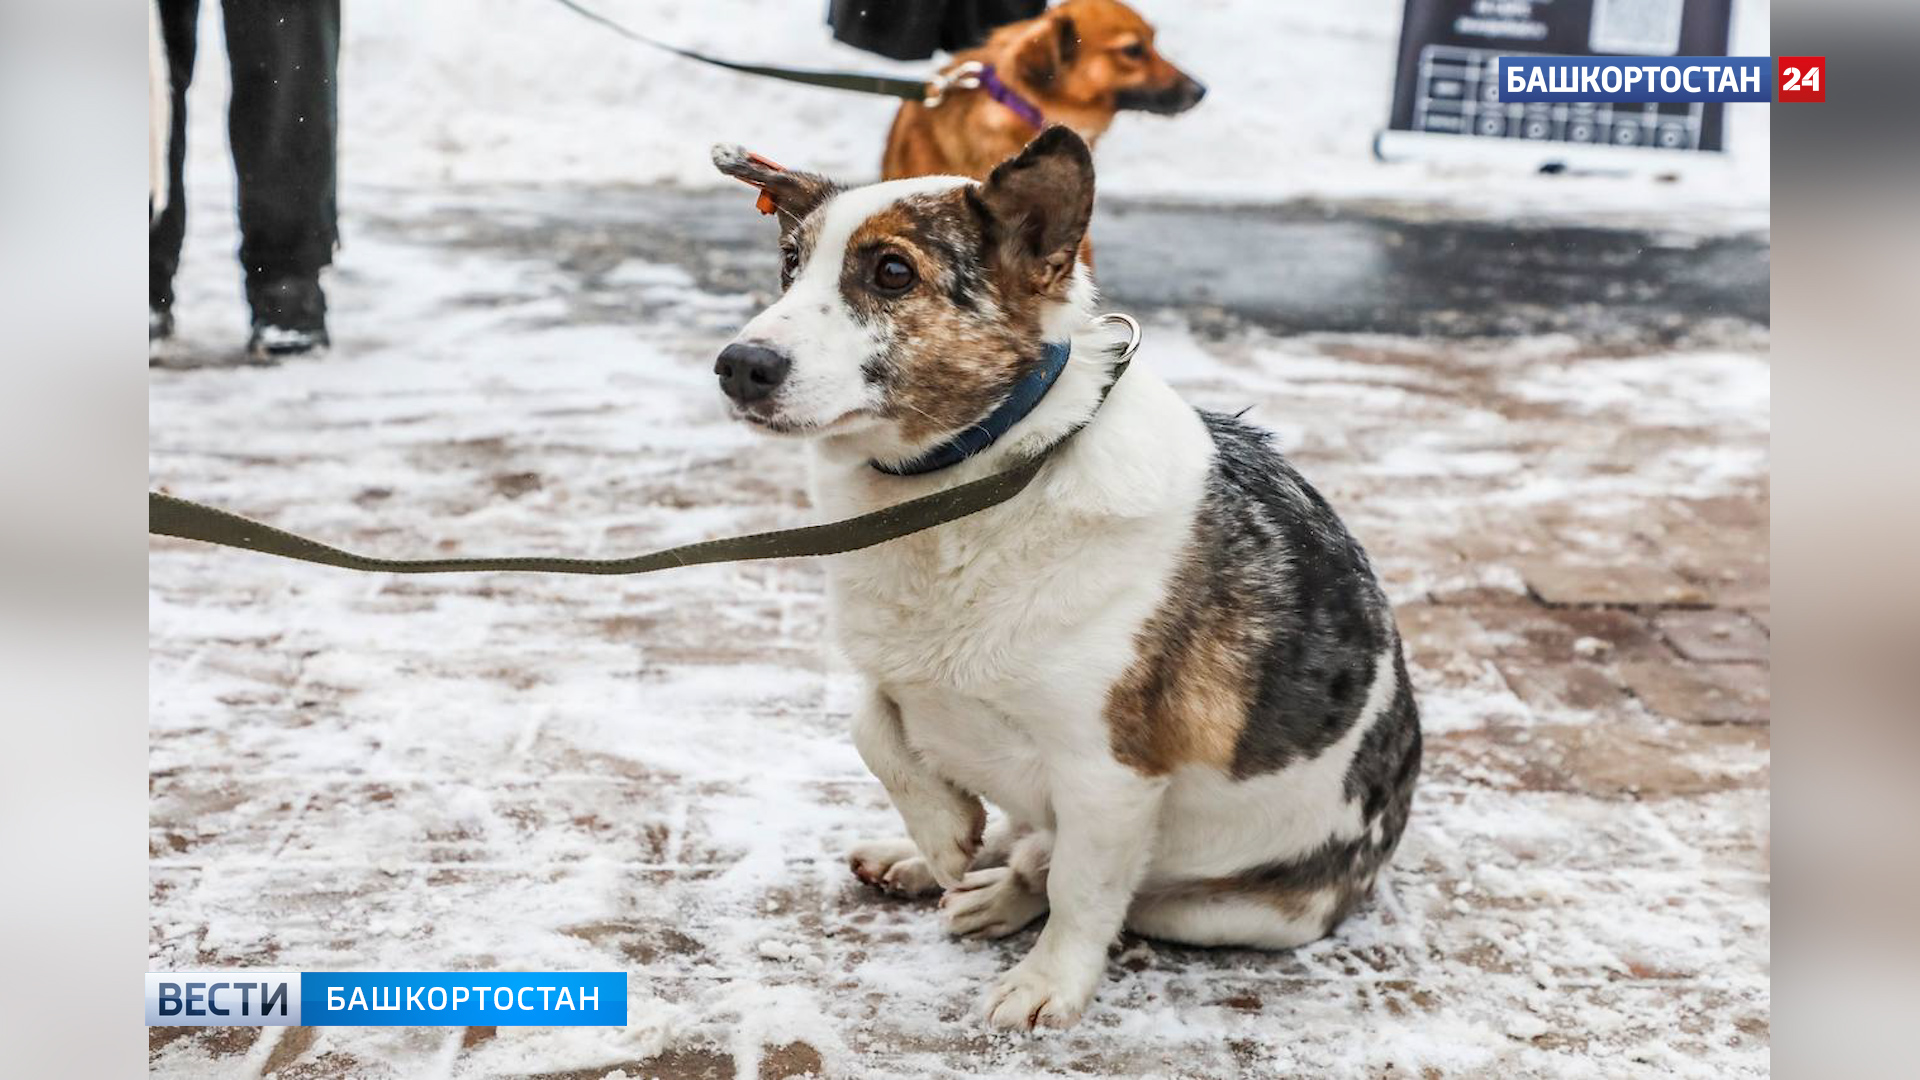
left=222, top=0, right=340, bottom=356
left=150, top=0, right=201, bottom=335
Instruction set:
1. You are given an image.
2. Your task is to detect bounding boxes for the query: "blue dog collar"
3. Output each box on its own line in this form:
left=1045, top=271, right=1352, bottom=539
left=873, top=340, right=1073, bottom=477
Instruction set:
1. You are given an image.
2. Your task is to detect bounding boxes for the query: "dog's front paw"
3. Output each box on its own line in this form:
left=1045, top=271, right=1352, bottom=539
left=902, top=793, right=986, bottom=890
left=983, top=955, right=1097, bottom=1031
left=848, top=838, right=941, bottom=898
left=940, top=867, right=1048, bottom=938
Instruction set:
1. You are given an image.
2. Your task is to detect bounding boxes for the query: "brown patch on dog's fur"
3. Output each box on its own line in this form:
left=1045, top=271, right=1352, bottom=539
left=1230, top=879, right=1317, bottom=921
left=1106, top=534, right=1264, bottom=776
left=824, top=128, right=1096, bottom=448
left=840, top=198, right=1027, bottom=445
left=1244, top=878, right=1366, bottom=934
left=1243, top=880, right=1366, bottom=940
left=882, top=0, right=1204, bottom=183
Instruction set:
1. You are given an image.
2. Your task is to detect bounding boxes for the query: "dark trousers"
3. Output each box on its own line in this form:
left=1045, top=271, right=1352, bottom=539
left=150, top=0, right=340, bottom=311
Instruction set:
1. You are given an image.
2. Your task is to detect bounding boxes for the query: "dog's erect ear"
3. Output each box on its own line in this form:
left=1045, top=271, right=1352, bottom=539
left=711, top=144, right=839, bottom=232
left=1013, top=13, right=1078, bottom=88
left=969, top=126, right=1095, bottom=293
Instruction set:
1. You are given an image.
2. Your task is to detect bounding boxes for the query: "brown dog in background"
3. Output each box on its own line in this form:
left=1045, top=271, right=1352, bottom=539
left=881, top=0, right=1205, bottom=183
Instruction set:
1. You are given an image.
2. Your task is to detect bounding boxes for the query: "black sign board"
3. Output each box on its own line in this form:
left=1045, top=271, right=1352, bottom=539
left=1379, top=0, right=1736, bottom=163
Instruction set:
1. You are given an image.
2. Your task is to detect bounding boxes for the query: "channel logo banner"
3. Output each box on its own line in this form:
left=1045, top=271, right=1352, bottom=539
left=147, top=972, right=628, bottom=1026
left=1498, top=57, right=1771, bottom=104
left=146, top=972, right=302, bottom=1027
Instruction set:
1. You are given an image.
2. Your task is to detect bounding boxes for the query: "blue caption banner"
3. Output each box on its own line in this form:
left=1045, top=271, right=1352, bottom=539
left=147, top=972, right=628, bottom=1026
left=1498, top=57, right=1771, bottom=103
left=304, top=973, right=627, bottom=1026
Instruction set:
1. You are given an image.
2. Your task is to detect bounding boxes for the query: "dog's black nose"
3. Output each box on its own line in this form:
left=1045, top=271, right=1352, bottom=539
left=1187, top=79, right=1208, bottom=106
left=715, top=342, right=791, bottom=405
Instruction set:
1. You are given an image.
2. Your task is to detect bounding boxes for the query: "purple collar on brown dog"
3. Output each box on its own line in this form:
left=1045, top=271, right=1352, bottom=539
left=979, top=64, right=1045, bottom=129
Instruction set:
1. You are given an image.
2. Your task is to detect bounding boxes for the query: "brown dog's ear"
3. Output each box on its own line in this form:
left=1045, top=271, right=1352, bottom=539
left=711, top=144, right=839, bottom=231
left=968, top=126, right=1095, bottom=293
left=1056, top=15, right=1079, bottom=67
left=1013, top=14, right=1078, bottom=88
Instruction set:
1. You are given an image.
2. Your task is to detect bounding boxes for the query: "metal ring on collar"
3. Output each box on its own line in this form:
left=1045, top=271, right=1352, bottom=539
left=924, top=60, right=986, bottom=108
left=1096, top=312, right=1143, bottom=363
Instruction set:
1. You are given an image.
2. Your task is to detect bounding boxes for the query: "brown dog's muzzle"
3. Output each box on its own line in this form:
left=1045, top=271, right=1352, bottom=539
left=1116, top=73, right=1207, bottom=115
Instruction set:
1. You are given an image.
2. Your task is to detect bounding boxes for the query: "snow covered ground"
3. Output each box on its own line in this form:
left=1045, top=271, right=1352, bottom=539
left=151, top=2, right=1768, bottom=1075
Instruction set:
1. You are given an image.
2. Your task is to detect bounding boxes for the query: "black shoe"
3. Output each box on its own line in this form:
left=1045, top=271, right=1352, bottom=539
left=246, top=275, right=330, bottom=360
left=149, top=305, right=176, bottom=361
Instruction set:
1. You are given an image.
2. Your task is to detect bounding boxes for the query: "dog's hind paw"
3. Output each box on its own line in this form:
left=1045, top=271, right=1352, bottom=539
left=849, top=838, right=941, bottom=898
left=891, top=790, right=985, bottom=891
left=940, top=867, right=1047, bottom=938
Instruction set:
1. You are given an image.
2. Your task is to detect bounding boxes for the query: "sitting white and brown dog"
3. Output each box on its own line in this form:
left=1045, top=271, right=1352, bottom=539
left=711, top=128, right=1421, bottom=1031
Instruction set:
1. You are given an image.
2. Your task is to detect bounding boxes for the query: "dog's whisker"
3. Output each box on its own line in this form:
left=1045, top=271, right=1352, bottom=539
left=894, top=399, right=945, bottom=431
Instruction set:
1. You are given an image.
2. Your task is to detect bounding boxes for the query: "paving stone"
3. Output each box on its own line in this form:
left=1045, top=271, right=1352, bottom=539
left=1394, top=603, right=1482, bottom=673
left=261, top=1026, right=323, bottom=1077
left=1676, top=494, right=1770, bottom=530
left=522, top=1047, right=735, bottom=1080
left=1643, top=518, right=1770, bottom=608
left=1656, top=609, right=1771, bottom=663
left=1518, top=560, right=1709, bottom=607
left=1445, top=521, right=1561, bottom=563
left=1426, top=573, right=1537, bottom=607
left=1470, top=605, right=1673, bottom=663
left=1416, top=548, right=1538, bottom=605
left=147, top=1026, right=260, bottom=1064
left=1435, top=720, right=1772, bottom=799
left=1520, top=721, right=1769, bottom=798
left=1620, top=661, right=1770, bottom=724
left=1494, top=660, right=1631, bottom=720
left=1696, top=566, right=1771, bottom=609
left=759, top=1041, right=827, bottom=1079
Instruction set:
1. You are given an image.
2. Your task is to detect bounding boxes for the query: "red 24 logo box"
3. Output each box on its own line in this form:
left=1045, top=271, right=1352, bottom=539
left=1777, top=56, right=1826, bottom=103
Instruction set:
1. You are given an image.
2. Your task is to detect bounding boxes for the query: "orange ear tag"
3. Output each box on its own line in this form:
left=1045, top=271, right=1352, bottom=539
left=741, top=152, right=786, bottom=217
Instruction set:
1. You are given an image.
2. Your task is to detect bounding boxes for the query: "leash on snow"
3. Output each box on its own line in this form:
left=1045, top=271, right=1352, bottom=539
left=544, top=0, right=937, bottom=103
left=148, top=316, right=1142, bottom=577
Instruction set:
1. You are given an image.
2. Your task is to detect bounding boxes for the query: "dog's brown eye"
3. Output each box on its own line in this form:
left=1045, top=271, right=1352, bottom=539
left=780, top=247, right=800, bottom=288
left=873, top=253, right=917, bottom=294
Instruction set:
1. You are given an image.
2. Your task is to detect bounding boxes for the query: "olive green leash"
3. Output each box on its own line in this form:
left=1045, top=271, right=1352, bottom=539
left=149, top=448, right=1045, bottom=577
left=149, top=317, right=1139, bottom=577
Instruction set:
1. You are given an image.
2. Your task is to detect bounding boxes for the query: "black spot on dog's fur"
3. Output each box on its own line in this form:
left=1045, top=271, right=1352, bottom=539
left=1183, top=411, right=1406, bottom=779
left=1329, top=667, right=1356, bottom=704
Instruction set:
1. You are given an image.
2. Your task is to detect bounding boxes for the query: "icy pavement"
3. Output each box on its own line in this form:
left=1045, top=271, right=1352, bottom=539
left=149, top=183, right=1768, bottom=1079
